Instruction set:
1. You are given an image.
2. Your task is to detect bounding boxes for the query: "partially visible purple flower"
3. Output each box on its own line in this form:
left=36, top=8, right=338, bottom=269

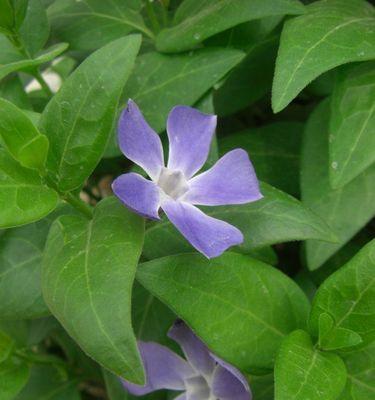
left=122, top=320, right=252, bottom=400
left=112, top=100, right=262, bottom=258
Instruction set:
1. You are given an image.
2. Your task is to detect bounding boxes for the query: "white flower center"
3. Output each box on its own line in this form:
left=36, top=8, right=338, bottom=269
left=185, top=376, right=212, bottom=399
left=157, top=167, right=189, bottom=200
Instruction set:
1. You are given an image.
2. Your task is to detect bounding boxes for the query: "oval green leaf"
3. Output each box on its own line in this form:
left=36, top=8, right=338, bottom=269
left=42, top=197, right=145, bottom=384
left=156, top=0, right=304, bottom=52
left=39, top=34, right=141, bottom=192
left=329, top=61, right=375, bottom=188
left=275, top=330, right=347, bottom=400
left=301, top=100, right=375, bottom=270
left=0, top=148, right=58, bottom=228
left=309, top=239, right=375, bottom=349
left=137, top=252, right=310, bottom=373
left=0, top=98, right=48, bottom=172
left=272, top=0, right=375, bottom=112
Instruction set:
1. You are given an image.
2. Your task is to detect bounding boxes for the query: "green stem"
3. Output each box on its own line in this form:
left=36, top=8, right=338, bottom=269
left=33, top=69, right=53, bottom=97
left=64, top=193, right=94, bottom=219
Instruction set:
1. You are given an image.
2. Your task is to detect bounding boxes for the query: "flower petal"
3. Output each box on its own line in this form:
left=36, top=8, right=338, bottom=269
left=184, top=149, right=262, bottom=206
left=112, top=173, right=160, bottom=220
left=118, top=100, right=164, bottom=180
left=161, top=199, right=243, bottom=258
left=174, top=394, right=187, bottom=400
left=121, top=341, right=193, bottom=396
left=211, top=361, right=252, bottom=400
left=167, top=106, right=217, bottom=178
left=168, top=320, right=215, bottom=376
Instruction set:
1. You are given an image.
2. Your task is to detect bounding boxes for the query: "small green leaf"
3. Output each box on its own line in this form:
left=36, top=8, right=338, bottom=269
left=0, top=148, right=58, bottom=228
left=42, top=197, right=145, bottom=384
left=339, top=342, right=375, bottom=400
left=156, top=0, right=304, bottom=52
left=0, top=98, right=48, bottom=171
left=329, top=61, right=375, bottom=188
left=18, top=0, right=49, bottom=56
left=48, top=0, right=151, bottom=50
left=14, top=365, right=80, bottom=400
left=275, top=330, right=347, bottom=400
left=137, top=252, right=310, bottom=373
left=0, top=38, right=68, bottom=81
left=219, top=122, right=303, bottom=196
left=318, top=313, right=363, bottom=351
left=0, top=357, right=30, bottom=400
left=301, top=100, right=375, bottom=270
left=272, top=0, right=375, bottom=112
left=125, top=48, right=245, bottom=133
left=0, top=330, right=13, bottom=363
left=310, top=240, right=375, bottom=349
left=144, top=182, right=336, bottom=259
left=39, top=34, right=141, bottom=192
left=0, top=74, right=32, bottom=109
left=249, top=373, right=274, bottom=400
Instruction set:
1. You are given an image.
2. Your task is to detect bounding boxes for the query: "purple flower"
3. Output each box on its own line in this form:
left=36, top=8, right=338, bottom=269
left=112, top=100, right=262, bottom=258
left=122, top=320, right=252, bottom=399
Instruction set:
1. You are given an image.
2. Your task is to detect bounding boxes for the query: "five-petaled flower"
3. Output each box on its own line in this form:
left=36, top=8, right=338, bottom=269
left=112, top=100, right=262, bottom=258
left=122, top=320, right=252, bottom=399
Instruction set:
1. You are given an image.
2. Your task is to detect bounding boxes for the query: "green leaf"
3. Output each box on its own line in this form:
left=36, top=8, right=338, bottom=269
left=137, top=252, right=310, bottom=373
left=301, top=99, right=375, bottom=270
left=48, top=0, right=151, bottom=51
left=125, top=48, right=245, bottom=133
left=144, top=182, right=336, bottom=259
left=19, top=0, right=49, bottom=56
left=0, top=148, right=58, bottom=228
left=39, top=35, right=141, bottom=192
left=42, top=197, right=145, bottom=384
left=214, top=35, right=279, bottom=116
left=156, top=0, right=304, bottom=52
left=0, top=330, right=13, bottom=363
left=0, top=208, right=76, bottom=319
left=309, top=240, right=375, bottom=349
left=0, top=98, right=48, bottom=171
left=275, top=330, right=347, bottom=400
left=219, top=122, right=303, bottom=195
left=272, top=0, right=375, bottom=112
left=318, top=313, right=362, bottom=351
left=339, top=342, right=375, bottom=400
left=0, top=36, right=68, bottom=81
left=14, top=365, right=80, bottom=400
left=0, top=357, right=30, bottom=400
left=329, top=61, right=375, bottom=188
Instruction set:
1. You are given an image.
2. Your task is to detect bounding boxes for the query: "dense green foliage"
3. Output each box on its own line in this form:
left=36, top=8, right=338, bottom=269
left=0, top=0, right=374, bottom=399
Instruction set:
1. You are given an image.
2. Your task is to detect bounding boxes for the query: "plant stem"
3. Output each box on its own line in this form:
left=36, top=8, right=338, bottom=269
left=34, top=69, right=53, bottom=97
left=64, top=193, right=94, bottom=219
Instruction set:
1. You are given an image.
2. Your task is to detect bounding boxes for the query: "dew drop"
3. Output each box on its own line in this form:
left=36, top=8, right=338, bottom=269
left=331, top=161, right=338, bottom=170
left=193, top=32, right=201, bottom=40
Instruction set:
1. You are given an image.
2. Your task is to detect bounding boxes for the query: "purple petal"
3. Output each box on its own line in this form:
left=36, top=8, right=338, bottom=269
left=168, top=320, right=215, bottom=376
left=161, top=199, right=243, bottom=258
left=211, top=354, right=251, bottom=396
left=112, top=173, right=161, bottom=220
left=121, top=342, right=193, bottom=396
left=174, top=395, right=187, bottom=400
left=167, top=106, right=217, bottom=178
left=184, top=149, right=262, bottom=206
left=211, top=360, right=252, bottom=400
left=118, top=100, right=164, bottom=180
